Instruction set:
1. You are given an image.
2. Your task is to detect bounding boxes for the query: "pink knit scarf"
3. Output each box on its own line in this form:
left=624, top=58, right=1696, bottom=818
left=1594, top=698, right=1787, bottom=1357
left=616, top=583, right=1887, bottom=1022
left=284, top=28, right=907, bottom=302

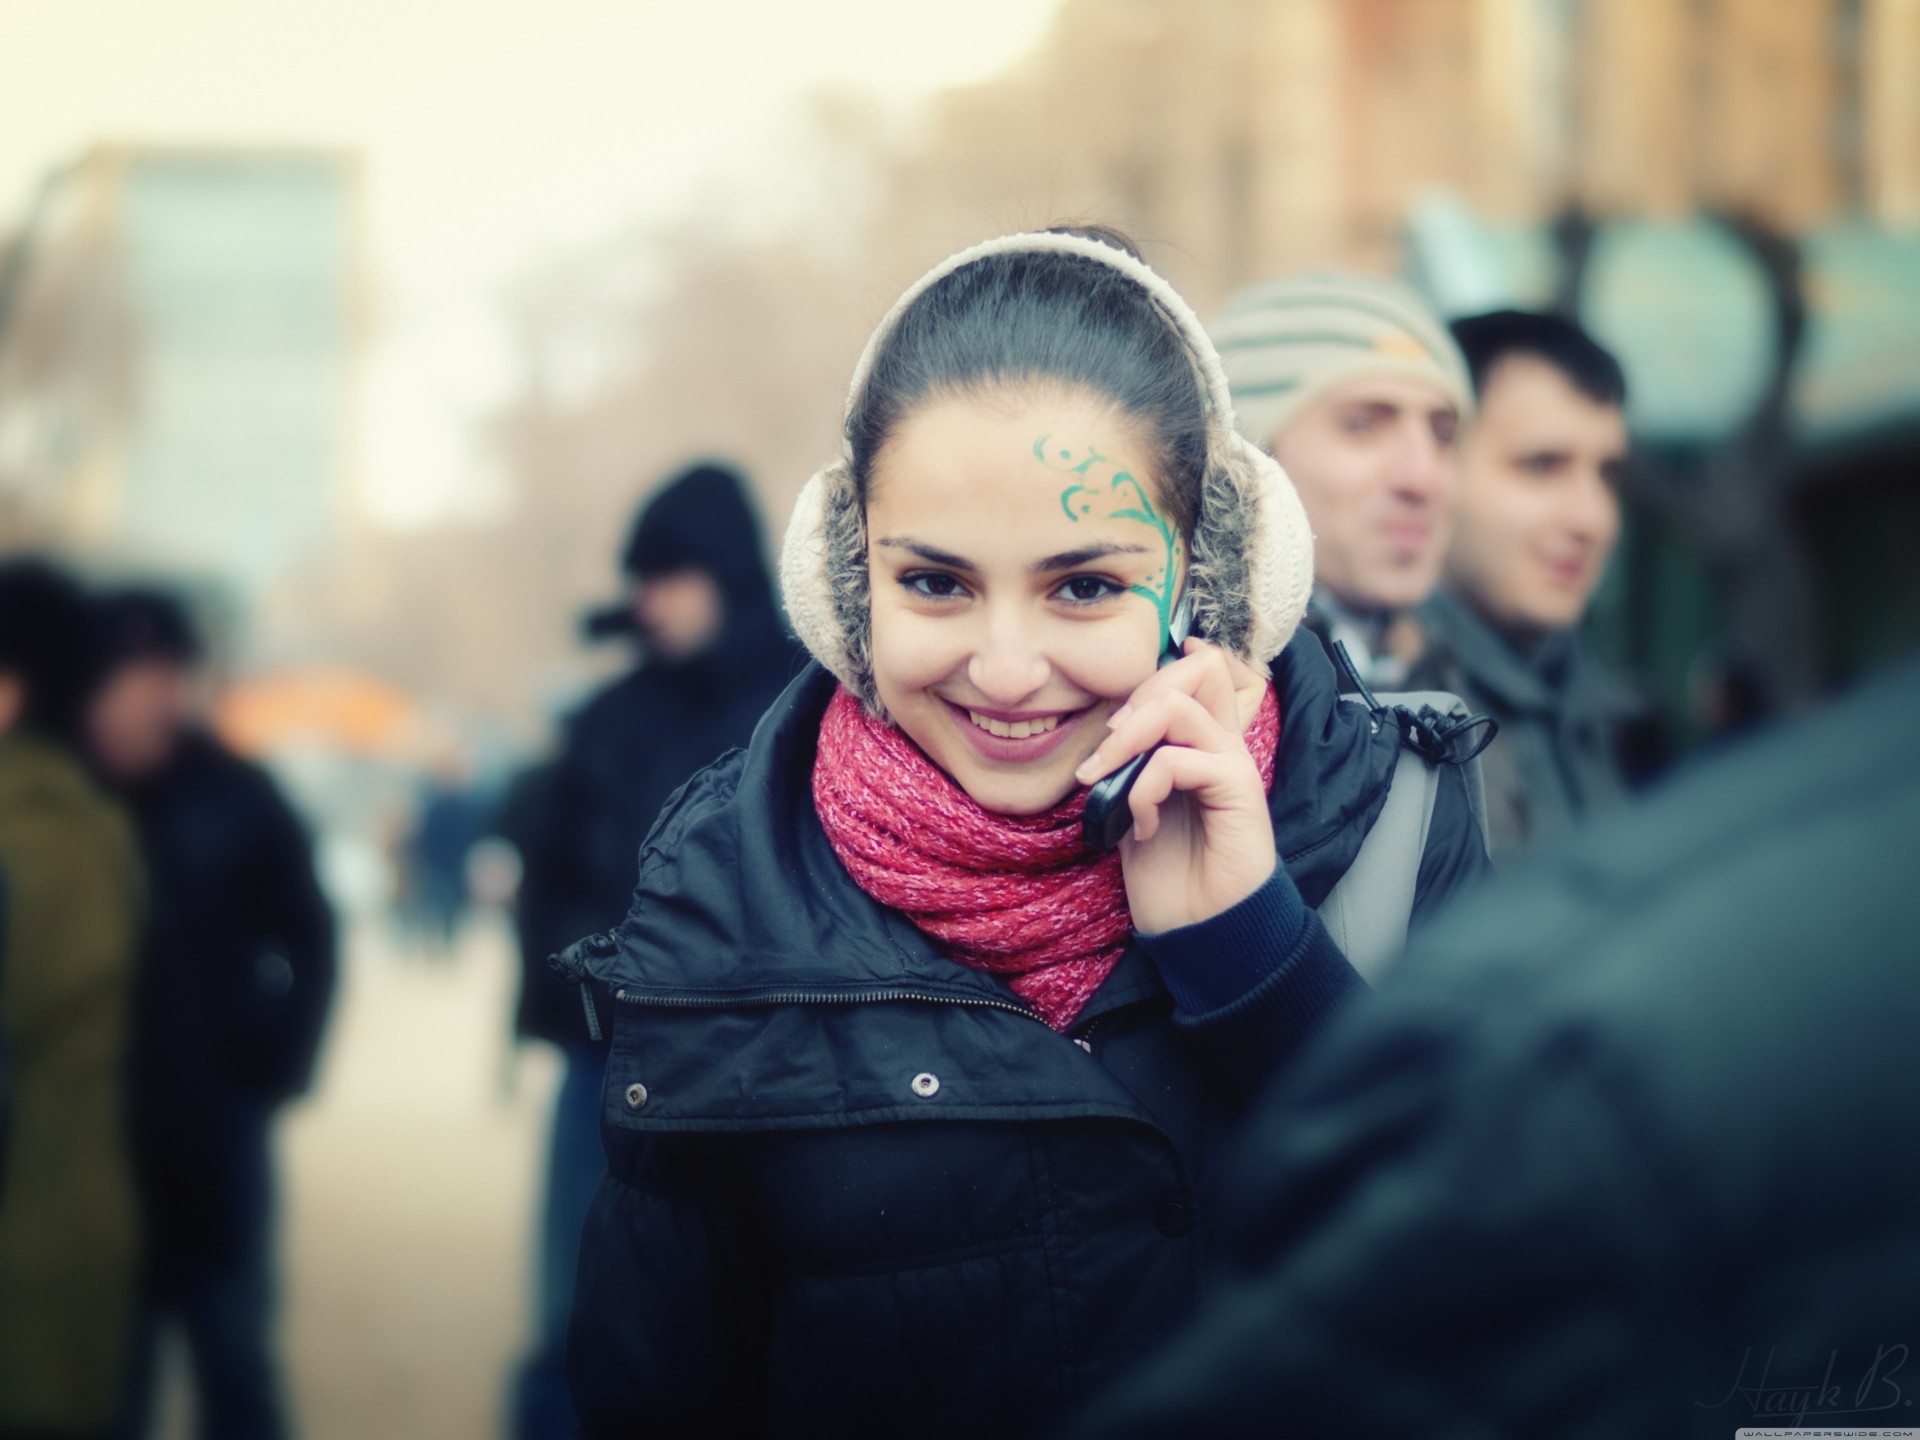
left=812, top=685, right=1281, bottom=1030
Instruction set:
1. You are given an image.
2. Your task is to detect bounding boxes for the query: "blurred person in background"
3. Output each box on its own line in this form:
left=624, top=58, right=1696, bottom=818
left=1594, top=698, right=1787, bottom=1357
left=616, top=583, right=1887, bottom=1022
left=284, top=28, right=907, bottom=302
left=1415, top=311, right=1641, bottom=862
left=1688, top=645, right=1769, bottom=749
left=1212, top=271, right=1472, bottom=690
left=400, top=749, right=486, bottom=958
left=559, top=229, right=1486, bottom=1437
left=85, top=588, right=335, bottom=1440
left=0, top=558, right=144, bottom=1440
left=505, top=460, right=797, bottom=1440
left=1074, top=643, right=1920, bottom=1440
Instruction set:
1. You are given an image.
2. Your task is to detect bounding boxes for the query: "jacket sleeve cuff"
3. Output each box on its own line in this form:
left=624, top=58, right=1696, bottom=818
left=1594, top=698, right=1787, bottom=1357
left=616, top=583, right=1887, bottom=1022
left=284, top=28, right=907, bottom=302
left=1138, top=867, right=1309, bottom=1017
left=1154, top=900, right=1370, bottom=1097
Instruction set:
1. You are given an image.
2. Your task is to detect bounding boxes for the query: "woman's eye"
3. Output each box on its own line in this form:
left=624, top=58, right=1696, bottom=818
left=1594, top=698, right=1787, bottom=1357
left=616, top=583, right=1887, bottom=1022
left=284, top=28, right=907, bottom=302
left=1057, top=575, right=1123, bottom=604
left=903, top=572, right=967, bottom=599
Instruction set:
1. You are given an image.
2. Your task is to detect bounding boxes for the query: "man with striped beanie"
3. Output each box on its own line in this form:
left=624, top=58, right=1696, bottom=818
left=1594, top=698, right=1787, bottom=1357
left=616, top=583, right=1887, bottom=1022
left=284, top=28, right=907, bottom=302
left=1212, top=271, right=1471, bottom=688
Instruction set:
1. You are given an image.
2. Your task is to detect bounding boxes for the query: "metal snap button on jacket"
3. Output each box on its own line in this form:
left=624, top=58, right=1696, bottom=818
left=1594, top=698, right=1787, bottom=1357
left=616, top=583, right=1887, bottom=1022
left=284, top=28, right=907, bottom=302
left=909, top=1072, right=940, bottom=1098
left=624, top=1082, right=649, bottom=1109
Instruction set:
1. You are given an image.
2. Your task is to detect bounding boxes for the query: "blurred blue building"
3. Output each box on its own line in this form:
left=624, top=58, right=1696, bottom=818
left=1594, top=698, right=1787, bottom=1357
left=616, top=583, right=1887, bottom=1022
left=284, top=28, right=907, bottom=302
left=0, top=145, right=364, bottom=593
left=1408, top=193, right=1920, bottom=735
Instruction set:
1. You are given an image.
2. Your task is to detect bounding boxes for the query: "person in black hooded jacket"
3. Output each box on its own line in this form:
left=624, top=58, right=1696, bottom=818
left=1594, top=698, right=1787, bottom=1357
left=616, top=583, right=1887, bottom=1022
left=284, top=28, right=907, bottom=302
left=84, top=588, right=335, bottom=1440
left=505, top=460, right=800, bottom=1440
left=512, top=461, right=801, bottom=1035
left=560, top=230, right=1489, bottom=1439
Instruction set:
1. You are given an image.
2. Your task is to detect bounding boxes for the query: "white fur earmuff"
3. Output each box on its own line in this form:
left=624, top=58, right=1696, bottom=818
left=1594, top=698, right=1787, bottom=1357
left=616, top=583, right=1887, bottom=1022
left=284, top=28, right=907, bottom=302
left=779, top=232, right=1315, bottom=707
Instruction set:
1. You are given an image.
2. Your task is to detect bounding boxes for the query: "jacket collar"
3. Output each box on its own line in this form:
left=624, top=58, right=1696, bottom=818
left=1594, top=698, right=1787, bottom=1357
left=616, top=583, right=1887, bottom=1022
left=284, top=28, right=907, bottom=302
left=603, top=663, right=1014, bottom=1006
left=1420, top=587, right=1634, bottom=723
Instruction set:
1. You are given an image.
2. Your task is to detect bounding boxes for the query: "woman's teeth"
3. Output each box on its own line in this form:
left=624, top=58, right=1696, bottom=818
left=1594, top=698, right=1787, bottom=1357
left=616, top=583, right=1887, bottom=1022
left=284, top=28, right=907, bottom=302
left=967, top=710, right=1062, bottom=740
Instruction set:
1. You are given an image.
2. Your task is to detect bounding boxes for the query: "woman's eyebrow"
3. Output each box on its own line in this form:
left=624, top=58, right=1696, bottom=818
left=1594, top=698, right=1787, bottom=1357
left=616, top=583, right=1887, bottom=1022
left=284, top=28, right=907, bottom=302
left=1031, top=542, right=1149, bottom=572
left=876, top=538, right=976, bottom=569
left=875, top=538, right=1150, bottom=572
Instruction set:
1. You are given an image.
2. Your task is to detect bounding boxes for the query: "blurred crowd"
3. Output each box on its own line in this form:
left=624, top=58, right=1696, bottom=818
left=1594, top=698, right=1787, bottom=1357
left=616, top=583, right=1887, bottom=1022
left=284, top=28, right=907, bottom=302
left=1, top=251, right=1913, bottom=1440
left=0, top=567, right=333, bottom=1440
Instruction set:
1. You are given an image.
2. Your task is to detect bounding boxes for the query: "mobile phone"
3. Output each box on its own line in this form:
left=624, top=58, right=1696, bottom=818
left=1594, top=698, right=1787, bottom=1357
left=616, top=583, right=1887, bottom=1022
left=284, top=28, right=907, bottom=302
left=1081, top=592, right=1193, bottom=852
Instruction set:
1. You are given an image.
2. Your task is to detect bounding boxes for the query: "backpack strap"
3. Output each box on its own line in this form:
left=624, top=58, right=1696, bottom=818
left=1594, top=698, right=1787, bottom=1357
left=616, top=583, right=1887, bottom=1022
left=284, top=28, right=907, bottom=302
left=1316, top=739, right=1440, bottom=982
left=1316, top=687, right=1496, bottom=983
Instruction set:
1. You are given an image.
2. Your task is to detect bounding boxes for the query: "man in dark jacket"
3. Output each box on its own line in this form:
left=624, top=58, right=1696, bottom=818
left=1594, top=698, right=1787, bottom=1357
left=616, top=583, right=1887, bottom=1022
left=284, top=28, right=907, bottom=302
left=85, top=588, right=335, bottom=1440
left=1412, top=310, right=1642, bottom=862
left=1075, top=652, right=1920, bottom=1439
left=507, top=460, right=799, bottom=1440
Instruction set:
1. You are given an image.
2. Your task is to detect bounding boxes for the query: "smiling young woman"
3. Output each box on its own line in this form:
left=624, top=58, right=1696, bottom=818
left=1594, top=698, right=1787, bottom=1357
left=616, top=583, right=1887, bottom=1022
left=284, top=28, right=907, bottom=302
left=864, top=387, right=1178, bottom=817
left=563, top=229, right=1491, bottom=1438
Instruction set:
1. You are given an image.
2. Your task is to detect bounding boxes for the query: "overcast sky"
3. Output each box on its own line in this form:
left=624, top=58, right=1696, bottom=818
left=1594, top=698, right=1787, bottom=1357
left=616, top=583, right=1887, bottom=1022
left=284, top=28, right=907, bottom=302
left=1, top=0, right=1063, bottom=524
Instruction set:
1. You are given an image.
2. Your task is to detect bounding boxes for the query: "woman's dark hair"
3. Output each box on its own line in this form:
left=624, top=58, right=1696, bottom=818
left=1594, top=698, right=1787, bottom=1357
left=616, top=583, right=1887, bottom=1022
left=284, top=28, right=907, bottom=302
left=0, top=556, right=98, bottom=742
left=846, top=226, right=1208, bottom=538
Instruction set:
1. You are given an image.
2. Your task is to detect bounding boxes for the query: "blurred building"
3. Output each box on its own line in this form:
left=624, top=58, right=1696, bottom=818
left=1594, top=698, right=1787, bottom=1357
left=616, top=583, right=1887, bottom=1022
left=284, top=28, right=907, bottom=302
left=878, top=0, right=1920, bottom=308
left=0, top=145, right=365, bottom=591
left=850, top=0, right=1920, bottom=719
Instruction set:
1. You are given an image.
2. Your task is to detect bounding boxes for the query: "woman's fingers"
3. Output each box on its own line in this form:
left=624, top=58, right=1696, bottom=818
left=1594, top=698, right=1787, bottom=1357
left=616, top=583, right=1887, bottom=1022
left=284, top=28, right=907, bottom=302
left=1090, top=641, right=1244, bottom=756
left=1110, top=643, right=1238, bottom=729
left=1124, top=742, right=1247, bottom=842
left=1205, top=641, right=1270, bottom=733
left=1098, top=639, right=1278, bottom=930
left=1075, top=688, right=1237, bottom=786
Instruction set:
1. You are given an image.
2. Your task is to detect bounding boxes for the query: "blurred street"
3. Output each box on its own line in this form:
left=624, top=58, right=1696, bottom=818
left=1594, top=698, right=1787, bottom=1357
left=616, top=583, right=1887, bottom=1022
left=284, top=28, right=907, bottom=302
left=157, top=913, right=560, bottom=1440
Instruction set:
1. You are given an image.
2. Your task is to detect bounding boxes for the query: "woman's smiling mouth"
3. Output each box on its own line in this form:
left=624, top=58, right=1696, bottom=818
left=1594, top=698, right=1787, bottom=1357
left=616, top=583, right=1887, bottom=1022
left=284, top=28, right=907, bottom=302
left=942, top=700, right=1090, bottom=764
left=967, top=710, right=1062, bottom=739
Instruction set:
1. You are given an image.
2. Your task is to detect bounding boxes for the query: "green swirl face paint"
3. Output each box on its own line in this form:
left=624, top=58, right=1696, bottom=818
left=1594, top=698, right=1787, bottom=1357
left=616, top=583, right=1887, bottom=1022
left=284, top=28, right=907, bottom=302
left=1034, top=435, right=1183, bottom=644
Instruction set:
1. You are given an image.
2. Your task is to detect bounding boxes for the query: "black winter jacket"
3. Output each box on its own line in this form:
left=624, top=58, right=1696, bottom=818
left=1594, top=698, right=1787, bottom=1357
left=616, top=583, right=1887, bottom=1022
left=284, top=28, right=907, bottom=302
left=566, top=633, right=1488, bottom=1438
left=1076, top=653, right=1920, bottom=1440
left=510, top=626, right=801, bottom=1044
left=121, top=730, right=335, bottom=1268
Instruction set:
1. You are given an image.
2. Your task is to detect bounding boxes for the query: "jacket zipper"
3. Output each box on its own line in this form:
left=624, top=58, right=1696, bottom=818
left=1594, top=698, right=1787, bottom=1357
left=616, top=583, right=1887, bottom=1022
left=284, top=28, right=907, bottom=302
left=552, top=929, right=1050, bottom=1034
left=1072, top=1016, right=1106, bottom=1054
left=613, top=984, right=1048, bottom=1026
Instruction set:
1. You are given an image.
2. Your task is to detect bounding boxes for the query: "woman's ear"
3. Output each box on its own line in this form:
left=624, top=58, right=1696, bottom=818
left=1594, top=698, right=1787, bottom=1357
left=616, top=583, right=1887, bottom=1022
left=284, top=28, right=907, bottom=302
left=779, top=460, right=877, bottom=705
left=1186, top=432, right=1314, bottom=673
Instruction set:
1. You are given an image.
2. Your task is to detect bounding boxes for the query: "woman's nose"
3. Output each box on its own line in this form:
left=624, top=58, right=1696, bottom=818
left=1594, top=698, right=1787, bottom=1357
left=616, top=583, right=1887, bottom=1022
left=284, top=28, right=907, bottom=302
left=966, top=610, right=1051, bottom=703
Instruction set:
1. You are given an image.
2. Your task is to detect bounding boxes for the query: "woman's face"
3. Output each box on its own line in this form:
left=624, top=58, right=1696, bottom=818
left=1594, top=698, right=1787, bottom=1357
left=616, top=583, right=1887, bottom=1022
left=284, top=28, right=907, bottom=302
left=866, top=382, right=1186, bottom=815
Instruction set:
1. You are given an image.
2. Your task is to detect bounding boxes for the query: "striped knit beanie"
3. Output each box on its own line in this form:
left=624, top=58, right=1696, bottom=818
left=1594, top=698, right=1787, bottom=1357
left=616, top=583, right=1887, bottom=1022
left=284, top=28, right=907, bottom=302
left=1210, top=270, right=1472, bottom=450
left=781, top=231, right=1317, bottom=709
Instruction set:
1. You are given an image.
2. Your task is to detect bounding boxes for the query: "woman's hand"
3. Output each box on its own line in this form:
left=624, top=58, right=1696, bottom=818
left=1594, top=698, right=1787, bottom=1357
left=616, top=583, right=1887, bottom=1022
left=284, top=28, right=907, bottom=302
left=1074, top=638, right=1276, bottom=935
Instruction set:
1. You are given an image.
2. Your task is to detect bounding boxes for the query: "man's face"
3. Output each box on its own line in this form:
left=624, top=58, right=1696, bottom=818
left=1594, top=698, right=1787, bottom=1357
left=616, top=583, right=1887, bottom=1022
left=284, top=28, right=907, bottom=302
left=633, top=569, right=725, bottom=662
left=87, top=658, right=193, bottom=781
left=1447, top=355, right=1626, bottom=640
left=1270, top=375, right=1461, bottom=613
